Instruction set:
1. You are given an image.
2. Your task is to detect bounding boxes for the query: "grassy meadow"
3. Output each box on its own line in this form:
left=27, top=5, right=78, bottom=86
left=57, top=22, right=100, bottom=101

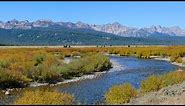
left=0, top=45, right=185, bottom=105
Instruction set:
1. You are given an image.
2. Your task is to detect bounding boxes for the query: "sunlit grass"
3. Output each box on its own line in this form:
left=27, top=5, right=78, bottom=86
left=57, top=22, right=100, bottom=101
left=105, top=70, right=185, bottom=104
left=0, top=48, right=111, bottom=89
left=105, top=83, right=138, bottom=105
left=141, top=71, right=185, bottom=94
left=14, top=89, right=74, bottom=105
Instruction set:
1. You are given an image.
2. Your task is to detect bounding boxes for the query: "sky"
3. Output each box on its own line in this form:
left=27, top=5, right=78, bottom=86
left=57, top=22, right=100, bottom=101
left=0, top=1, right=185, bottom=28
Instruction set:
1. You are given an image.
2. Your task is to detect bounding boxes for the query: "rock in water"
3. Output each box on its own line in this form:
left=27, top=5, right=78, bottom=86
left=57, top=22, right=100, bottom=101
left=5, top=90, right=10, bottom=95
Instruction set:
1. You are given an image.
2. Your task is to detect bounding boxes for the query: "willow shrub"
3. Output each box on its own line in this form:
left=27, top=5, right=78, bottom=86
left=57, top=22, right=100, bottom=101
left=0, top=70, right=31, bottom=89
left=0, top=49, right=64, bottom=89
left=141, top=75, right=162, bottom=94
left=59, top=53, right=111, bottom=79
left=160, top=71, right=185, bottom=87
left=27, top=65, right=61, bottom=83
left=176, top=57, right=183, bottom=63
left=104, top=71, right=185, bottom=104
left=14, top=89, right=74, bottom=105
left=170, top=55, right=182, bottom=63
left=105, top=83, right=137, bottom=105
left=170, top=56, right=177, bottom=62
left=141, top=71, right=185, bottom=94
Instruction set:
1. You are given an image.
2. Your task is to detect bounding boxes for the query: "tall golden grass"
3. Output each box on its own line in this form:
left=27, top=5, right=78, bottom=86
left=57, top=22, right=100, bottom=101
left=14, top=89, right=74, bottom=105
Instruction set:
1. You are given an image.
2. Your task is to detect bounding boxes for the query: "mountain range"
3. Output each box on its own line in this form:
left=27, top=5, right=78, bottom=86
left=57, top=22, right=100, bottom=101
left=1, top=19, right=185, bottom=37
left=1, top=19, right=185, bottom=45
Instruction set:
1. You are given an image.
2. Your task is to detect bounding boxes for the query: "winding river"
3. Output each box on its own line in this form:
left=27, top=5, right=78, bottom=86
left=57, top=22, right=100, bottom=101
left=0, top=56, right=176, bottom=105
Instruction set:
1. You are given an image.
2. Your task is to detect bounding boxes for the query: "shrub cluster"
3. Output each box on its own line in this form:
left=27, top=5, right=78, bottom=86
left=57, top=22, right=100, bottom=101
left=105, top=83, right=138, bottom=105
left=0, top=48, right=111, bottom=89
left=14, top=89, right=74, bottom=105
left=170, top=55, right=183, bottom=63
left=141, top=71, right=185, bottom=94
left=45, top=46, right=185, bottom=60
left=105, top=71, right=185, bottom=104
left=58, top=53, right=112, bottom=79
left=99, top=46, right=185, bottom=59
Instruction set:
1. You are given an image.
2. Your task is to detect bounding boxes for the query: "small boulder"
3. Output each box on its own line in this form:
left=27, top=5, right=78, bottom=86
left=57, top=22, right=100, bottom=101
left=5, top=90, right=10, bottom=95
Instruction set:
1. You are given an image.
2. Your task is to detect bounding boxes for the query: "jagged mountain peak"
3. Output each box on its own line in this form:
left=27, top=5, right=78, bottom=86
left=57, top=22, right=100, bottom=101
left=150, top=25, right=163, bottom=30
left=111, top=22, right=122, bottom=26
left=0, top=19, right=185, bottom=37
left=10, top=19, right=18, bottom=22
left=76, top=21, right=83, bottom=24
left=75, top=21, right=91, bottom=29
left=102, top=22, right=124, bottom=27
left=36, top=19, right=53, bottom=22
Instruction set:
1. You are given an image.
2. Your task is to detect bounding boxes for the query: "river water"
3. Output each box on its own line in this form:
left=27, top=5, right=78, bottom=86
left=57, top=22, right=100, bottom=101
left=0, top=56, right=176, bottom=105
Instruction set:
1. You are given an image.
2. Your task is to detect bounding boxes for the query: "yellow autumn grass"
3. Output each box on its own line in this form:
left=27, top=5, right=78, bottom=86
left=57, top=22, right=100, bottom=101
left=14, top=89, right=74, bottom=105
left=105, top=83, right=138, bottom=105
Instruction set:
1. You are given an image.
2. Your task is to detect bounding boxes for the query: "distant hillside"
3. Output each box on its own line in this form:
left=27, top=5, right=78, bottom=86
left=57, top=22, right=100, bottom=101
left=1, top=26, right=185, bottom=45
left=1, top=19, right=185, bottom=45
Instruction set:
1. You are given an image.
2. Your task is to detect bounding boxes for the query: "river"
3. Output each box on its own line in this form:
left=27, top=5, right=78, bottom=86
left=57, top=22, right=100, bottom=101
left=0, top=56, right=176, bottom=105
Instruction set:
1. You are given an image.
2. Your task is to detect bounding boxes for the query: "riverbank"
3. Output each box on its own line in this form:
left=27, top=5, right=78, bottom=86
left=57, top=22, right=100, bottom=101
left=1, top=70, right=110, bottom=95
left=3, top=54, right=179, bottom=90
left=152, top=56, right=185, bottom=69
left=1, top=71, right=112, bottom=95
left=28, top=55, right=124, bottom=87
left=127, top=81, right=185, bottom=105
left=29, top=57, right=125, bottom=87
left=29, top=71, right=108, bottom=87
left=0, top=55, right=178, bottom=105
left=1, top=46, right=184, bottom=90
left=106, top=53, right=185, bottom=68
left=0, top=53, right=112, bottom=94
left=1, top=58, right=115, bottom=94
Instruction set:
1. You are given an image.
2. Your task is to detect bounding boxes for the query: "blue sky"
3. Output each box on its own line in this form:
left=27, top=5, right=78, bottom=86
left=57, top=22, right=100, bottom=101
left=0, top=2, right=185, bottom=28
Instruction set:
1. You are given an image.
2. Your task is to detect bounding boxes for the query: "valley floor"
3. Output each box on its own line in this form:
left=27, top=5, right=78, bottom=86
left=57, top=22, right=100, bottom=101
left=0, top=45, right=169, bottom=49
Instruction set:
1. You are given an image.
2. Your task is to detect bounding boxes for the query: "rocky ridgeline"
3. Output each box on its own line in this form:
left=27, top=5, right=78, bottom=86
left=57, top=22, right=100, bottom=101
left=127, top=81, right=185, bottom=105
left=0, top=19, right=185, bottom=37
